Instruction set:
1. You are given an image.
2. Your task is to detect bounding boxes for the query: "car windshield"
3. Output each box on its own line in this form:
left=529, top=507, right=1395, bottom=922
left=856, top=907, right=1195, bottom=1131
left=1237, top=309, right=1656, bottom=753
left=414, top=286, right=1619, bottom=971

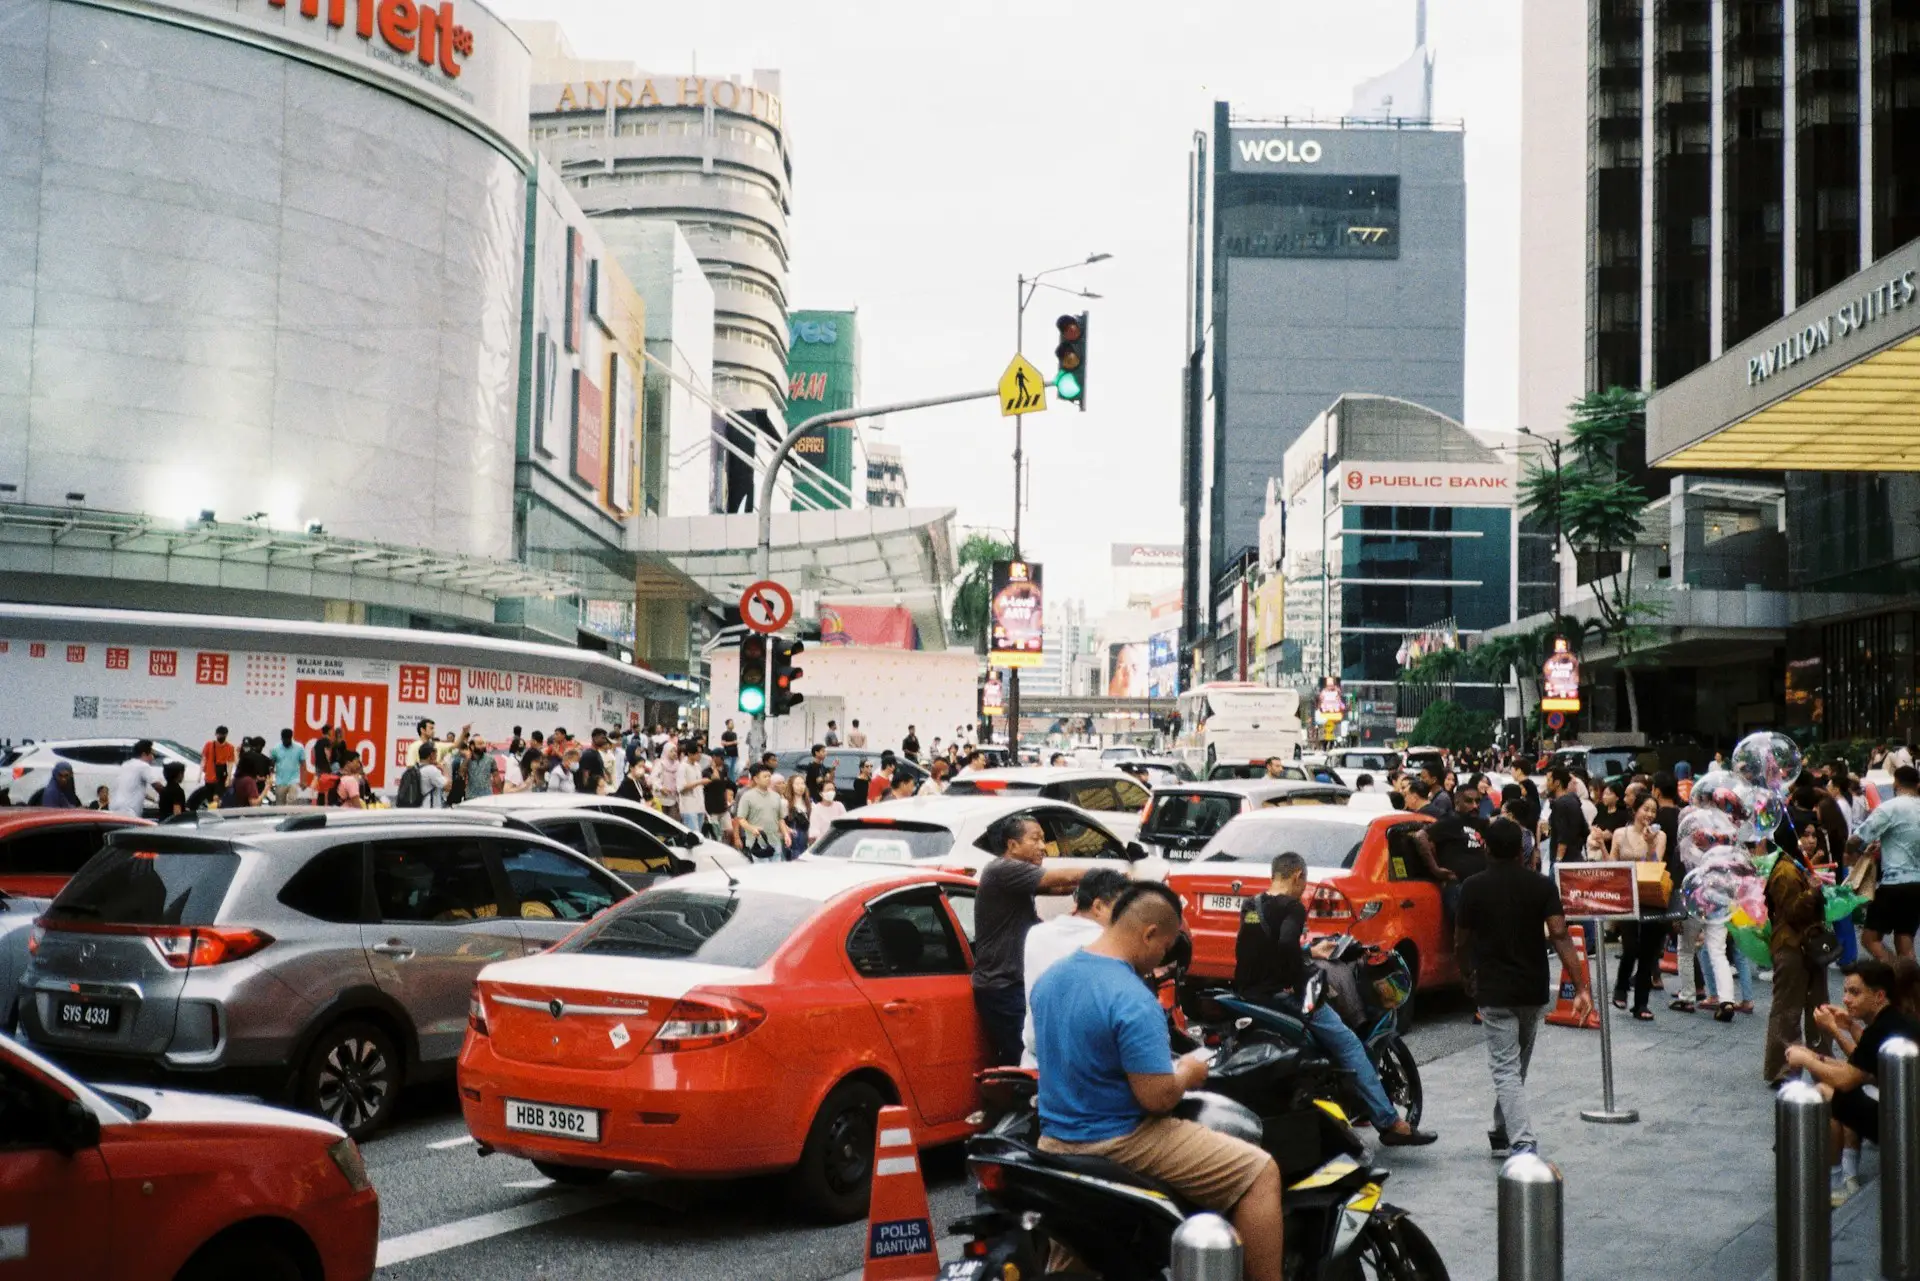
left=1201, top=819, right=1364, bottom=869
left=45, top=847, right=240, bottom=925
left=807, top=821, right=956, bottom=862
left=558, top=888, right=815, bottom=968
left=1144, top=793, right=1240, bottom=842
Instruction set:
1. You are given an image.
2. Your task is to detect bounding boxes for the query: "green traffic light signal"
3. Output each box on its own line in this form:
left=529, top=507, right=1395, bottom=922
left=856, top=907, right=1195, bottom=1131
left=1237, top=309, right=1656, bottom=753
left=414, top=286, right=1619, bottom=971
left=1054, top=313, right=1088, bottom=408
left=738, top=633, right=768, bottom=714
left=1056, top=370, right=1082, bottom=401
left=738, top=685, right=765, bottom=714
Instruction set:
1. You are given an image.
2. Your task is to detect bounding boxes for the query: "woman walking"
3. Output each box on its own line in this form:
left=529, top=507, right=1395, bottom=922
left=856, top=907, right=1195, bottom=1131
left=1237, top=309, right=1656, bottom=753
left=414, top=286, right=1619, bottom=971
left=1611, top=796, right=1671, bottom=1019
left=783, top=774, right=812, bottom=859
left=1764, top=822, right=1834, bottom=1085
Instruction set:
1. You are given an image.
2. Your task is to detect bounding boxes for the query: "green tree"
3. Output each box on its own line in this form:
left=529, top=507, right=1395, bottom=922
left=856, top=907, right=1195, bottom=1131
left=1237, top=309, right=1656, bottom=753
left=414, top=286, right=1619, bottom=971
left=1409, top=699, right=1495, bottom=752
left=1519, top=388, right=1663, bottom=733
left=949, top=532, right=1014, bottom=652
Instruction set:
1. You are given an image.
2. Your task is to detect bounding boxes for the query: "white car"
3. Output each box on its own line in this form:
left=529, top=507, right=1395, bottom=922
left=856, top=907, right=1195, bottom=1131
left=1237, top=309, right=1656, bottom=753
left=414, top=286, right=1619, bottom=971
left=458, top=791, right=748, bottom=869
left=800, top=794, right=1163, bottom=916
left=0, top=738, right=202, bottom=810
left=1321, top=748, right=1403, bottom=790
left=941, top=766, right=1151, bottom=841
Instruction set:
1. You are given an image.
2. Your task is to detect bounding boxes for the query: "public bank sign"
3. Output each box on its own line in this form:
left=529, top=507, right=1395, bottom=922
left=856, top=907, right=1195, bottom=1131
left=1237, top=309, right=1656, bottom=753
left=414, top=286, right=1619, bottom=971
left=1340, top=462, right=1514, bottom=508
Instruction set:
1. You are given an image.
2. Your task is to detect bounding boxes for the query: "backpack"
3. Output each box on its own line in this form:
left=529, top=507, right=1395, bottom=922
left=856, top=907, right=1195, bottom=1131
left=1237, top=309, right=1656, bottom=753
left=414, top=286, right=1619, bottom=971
left=393, top=765, right=424, bottom=808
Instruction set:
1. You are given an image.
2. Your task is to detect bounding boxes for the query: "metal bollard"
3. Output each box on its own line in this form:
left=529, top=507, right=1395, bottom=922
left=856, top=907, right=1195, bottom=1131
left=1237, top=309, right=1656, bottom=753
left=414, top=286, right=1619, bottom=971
left=1883, top=1036, right=1920, bottom=1280
left=1776, top=1080, right=1831, bottom=1281
left=1171, top=1212, right=1243, bottom=1281
left=1497, top=1152, right=1564, bottom=1281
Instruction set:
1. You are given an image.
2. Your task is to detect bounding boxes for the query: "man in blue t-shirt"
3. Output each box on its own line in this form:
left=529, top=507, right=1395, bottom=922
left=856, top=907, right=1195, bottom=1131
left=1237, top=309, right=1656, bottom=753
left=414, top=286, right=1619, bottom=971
left=1031, top=883, right=1283, bottom=1281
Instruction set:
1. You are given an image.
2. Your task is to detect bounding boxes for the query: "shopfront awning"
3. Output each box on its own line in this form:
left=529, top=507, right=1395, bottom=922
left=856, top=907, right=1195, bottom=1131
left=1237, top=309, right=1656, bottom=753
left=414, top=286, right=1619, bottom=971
left=1649, top=237, right=1920, bottom=471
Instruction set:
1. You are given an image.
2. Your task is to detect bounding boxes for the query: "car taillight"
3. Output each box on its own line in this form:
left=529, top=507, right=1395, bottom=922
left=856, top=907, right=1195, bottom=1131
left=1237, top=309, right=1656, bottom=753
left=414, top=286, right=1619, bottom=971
left=1307, top=885, right=1356, bottom=922
left=148, top=926, right=274, bottom=969
left=468, top=990, right=489, bottom=1036
left=26, top=924, right=41, bottom=957
left=9, top=766, right=23, bottom=779
left=643, top=991, right=765, bottom=1054
left=975, top=1161, right=1007, bottom=1193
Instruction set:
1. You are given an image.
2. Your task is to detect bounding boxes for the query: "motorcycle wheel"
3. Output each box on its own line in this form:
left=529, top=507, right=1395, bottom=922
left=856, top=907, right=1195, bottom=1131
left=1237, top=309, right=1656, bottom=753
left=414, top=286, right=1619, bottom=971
left=1375, top=1036, right=1424, bottom=1131
left=1348, top=1212, right=1450, bottom=1280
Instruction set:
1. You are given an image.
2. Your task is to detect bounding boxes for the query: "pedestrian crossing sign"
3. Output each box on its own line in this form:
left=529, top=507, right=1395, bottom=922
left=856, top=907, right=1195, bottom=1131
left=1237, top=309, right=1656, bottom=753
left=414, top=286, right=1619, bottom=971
left=998, top=354, right=1048, bottom=417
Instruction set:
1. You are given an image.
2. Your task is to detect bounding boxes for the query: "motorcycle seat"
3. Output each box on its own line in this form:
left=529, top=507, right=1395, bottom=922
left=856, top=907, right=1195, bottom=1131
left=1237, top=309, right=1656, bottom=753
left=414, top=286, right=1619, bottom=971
left=1028, top=1149, right=1194, bottom=1209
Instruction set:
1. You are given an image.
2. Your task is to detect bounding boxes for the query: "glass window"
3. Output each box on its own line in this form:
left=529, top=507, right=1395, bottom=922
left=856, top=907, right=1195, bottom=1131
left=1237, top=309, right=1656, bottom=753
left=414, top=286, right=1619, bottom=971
left=0, top=1062, right=62, bottom=1149
left=496, top=844, right=623, bottom=922
left=532, top=819, right=594, bottom=857
left=54, top=745, right=130, bottom=766
left=1066, top=780, right=1126, bottom=812
left=944, top=887, right=976, bottom=943
left=846, top=889, right=968, bottom=978
left=1201, top=819, right=1363, bottom=868
left=559, top=888, right=813, bottom=967
left=47, top=846, right=239, bottom=926
left=808, top=822, right=955, bottom=862
left=370, top=840, right=500, bottom=923
left=277, top=843, right=366, bottom=923
left=586, top=819, right=678, bottom=875
left=1144, top=793, right=1241, bottom=841
left=0, top=825, right=112, bottom=879
left=1115, top=779, right=1151, bottom=810
left=1218, top=174, right=1400, bottom=259
left=1041, top=811, right=1126, bottom=860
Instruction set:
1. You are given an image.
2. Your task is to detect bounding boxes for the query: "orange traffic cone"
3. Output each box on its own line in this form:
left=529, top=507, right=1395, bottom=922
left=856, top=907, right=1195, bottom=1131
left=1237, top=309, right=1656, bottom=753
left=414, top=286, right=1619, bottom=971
left=862, top=1105, right=939, bottom=1281
left=1545, top=929, right=1600, bottom=1029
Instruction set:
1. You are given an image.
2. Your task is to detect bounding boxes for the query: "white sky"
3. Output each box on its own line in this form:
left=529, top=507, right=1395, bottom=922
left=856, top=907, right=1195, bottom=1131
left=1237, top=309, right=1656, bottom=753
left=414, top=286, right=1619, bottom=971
left=514, top=0, right=1523, bottom=613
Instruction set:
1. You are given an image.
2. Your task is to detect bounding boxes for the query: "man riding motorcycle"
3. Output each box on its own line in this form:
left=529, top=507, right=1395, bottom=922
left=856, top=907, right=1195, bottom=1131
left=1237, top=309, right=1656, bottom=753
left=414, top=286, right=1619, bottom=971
left=1234, top=852, right=1438, bottom=1147
left=1032, top=881, right=1286, bottom=1281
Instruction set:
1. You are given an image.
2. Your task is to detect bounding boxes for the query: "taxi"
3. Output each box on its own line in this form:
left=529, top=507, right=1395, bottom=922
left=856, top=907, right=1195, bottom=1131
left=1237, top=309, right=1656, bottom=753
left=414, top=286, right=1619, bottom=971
left=458, top=863, right=984, bottom=1221
left=1164, top=806, right=1456, bottom=991
left=0, top=1033, right=378, bottom=1280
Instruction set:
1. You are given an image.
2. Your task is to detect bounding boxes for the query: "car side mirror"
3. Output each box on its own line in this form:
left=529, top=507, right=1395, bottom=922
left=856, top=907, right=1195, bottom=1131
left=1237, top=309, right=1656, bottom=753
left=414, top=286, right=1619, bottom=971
left=1125, top=841, right=1147, bottom=862
left=52, top=1098, right=100, bottom=1155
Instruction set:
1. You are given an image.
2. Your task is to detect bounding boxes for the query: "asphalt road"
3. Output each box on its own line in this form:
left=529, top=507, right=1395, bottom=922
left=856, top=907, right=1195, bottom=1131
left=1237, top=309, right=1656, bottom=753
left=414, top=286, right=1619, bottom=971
left=366, top=990, right=1484, bottom=1281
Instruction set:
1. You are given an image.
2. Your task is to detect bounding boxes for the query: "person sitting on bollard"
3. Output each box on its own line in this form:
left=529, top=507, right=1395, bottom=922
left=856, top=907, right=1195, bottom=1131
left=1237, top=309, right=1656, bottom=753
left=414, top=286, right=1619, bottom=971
left=1787, top=958, right=1920, bottom=1206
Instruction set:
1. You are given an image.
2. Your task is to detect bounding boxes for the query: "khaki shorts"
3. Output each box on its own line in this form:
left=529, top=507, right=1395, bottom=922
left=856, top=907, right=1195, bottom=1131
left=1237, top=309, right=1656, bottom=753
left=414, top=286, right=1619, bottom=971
left=1039, top=1115, right=1273, bottom=1213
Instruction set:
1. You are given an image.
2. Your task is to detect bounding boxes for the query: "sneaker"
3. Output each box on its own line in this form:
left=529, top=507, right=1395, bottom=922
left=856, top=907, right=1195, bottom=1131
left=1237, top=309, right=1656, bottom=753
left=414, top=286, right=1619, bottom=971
left=1510, top=1141, right=1539, bottom=1157
left=1832, top=1176, right=1861, bottom=1208
left=1488, top=1129, right=1511, bottom=1159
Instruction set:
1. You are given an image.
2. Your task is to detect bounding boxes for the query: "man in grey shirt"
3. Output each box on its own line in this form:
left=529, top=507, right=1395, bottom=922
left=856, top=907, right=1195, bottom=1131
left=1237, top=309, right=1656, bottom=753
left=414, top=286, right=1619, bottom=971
left=734, top=763, right=789, bottom=860
left=973, top=813, right=1089, bottom=1065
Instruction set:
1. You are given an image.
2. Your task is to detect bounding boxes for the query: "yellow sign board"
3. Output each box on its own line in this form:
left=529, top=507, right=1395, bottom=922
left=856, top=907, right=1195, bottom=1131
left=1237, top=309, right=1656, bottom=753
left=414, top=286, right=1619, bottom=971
left=999, top=355, right=1048, bottom=417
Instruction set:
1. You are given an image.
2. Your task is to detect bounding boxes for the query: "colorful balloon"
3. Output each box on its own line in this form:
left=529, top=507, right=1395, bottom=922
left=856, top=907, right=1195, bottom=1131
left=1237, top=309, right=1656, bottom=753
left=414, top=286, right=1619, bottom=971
left=1682, top=848, right=1754, bottom=924
left=1740, top=782, right=1783, bottom=836
left=1730, top=730, right=1805, bottom=795
left=1677, top=807, right=1738, bottom=865
left=1691, top=770, right=1752, bottom=823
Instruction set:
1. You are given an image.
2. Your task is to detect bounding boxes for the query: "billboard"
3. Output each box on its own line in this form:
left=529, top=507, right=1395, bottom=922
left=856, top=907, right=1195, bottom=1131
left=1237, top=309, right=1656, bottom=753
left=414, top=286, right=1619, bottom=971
left=786, top=310, right=859, bottom=510
left=1148, top=630, right=1178, bottom=698
left=1541, top=636, right=1582, bottom=712
left=1107, top=642, right=1149, bottom=697
left=989, top=560, right=1044, bottom=668
left=982, top=671, right=1005, bottom=716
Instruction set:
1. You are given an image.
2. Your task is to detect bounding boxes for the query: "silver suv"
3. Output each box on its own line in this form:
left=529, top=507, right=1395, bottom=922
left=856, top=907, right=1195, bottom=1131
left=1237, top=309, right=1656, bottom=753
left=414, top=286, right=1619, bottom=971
left=18, top=810, right=632, bottom=1138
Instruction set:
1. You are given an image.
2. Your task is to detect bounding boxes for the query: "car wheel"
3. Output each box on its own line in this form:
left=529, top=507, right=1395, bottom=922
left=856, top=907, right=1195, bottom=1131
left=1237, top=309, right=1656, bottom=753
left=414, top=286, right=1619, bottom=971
left=534, top=1160, right=614, bottom=1186
left=785, top=1079, right=883, bottom=1222
left=175, top=1232, right=305, bottom=1281
left=298, top=1019, right=400, bottom=1140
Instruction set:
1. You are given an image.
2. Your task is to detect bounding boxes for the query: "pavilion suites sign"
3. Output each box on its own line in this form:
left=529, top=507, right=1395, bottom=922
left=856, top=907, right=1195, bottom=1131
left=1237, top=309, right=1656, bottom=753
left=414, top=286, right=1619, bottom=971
left=1747, top=267, right=1917, bottom=386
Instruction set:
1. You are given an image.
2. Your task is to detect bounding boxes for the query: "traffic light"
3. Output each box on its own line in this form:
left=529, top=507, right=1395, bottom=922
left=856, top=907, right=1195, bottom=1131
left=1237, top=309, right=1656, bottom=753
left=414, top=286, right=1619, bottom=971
left=738, top=633, right=768, bottom=715
left=771, top=637, right=806, bottom=716
left=1054, top=312, right=1088, bottom=410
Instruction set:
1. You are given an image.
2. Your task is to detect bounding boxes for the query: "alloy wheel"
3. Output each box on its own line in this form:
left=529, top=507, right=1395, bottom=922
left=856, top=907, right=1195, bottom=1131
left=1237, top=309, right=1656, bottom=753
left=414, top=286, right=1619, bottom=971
left=314, top=1034, right=394, bottom=1132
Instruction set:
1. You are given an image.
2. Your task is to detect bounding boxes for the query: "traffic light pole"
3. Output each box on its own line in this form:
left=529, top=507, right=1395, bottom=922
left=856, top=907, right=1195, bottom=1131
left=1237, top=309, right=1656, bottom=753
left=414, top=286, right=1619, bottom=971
left=746, top=388, right=999, bottom=762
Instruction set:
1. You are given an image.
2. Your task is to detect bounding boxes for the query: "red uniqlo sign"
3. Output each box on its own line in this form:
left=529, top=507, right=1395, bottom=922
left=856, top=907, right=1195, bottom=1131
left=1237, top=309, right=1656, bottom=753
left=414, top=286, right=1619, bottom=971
left=66, top=645, right=85, bottom=663
left=295, top=680, right=392, bottom=788
left=150, top=650, right=178, bottom=677
left=28, top=643, right=45, bottom=659
left=106, top=647, right=129, bottom=670
left=435, top=667, right=462, bottom=705
left=398, top=665, right=431, bottom=703
left=196, top=652, right=230, bottom=686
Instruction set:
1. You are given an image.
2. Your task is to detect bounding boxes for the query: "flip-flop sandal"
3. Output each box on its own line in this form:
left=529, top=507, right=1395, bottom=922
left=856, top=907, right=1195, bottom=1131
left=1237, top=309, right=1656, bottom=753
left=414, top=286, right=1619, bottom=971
left=1669, top=999, right=1696, bottom=1012
left=1633, top=1009, right=1655, bottom=1021
left=1611, top=996, right=1629, bottom=1010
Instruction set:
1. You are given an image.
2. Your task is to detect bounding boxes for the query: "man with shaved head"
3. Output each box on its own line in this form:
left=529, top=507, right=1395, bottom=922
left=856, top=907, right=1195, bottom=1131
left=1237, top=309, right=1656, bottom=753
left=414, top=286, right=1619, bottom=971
left=1032, top=882, right=1284, bottom=1281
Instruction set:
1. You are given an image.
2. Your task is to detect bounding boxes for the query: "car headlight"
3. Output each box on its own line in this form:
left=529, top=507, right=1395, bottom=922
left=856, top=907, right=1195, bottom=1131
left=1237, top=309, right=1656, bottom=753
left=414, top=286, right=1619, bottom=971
left=328, top=1137, right=372, bottom=1192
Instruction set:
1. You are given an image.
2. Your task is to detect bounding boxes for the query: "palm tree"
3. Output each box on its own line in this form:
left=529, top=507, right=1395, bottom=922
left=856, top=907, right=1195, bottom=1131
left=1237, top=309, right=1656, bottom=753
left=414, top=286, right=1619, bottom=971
left=950, top=533, right=1013, bottom=652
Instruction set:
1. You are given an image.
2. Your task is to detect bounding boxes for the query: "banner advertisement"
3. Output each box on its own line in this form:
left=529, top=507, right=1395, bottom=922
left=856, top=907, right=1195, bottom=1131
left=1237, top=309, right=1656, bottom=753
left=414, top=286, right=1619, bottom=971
left=819, top=603, right=917, bottom=650
left=1148, top=630, right=1178, bottom=698
left=982, top=671, right=1005, bottom=716
left=1541, top=636, right=1582, bottom=712
left=1107, top=642, right=1149, bottom=697
left=989, top=561, right=1044, bottom=668
left=0, top=641, right=648, bottom=789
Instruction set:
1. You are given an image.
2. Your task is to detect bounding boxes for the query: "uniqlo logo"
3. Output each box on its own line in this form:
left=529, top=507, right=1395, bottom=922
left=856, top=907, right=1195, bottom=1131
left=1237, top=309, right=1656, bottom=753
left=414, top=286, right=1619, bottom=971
left=435, top=667, right=462, bottom=705
left=0, top=642, right=9, bottom=654
left=66, top=645, right=85, bottom=663
left=398, top=665, right=431, bottom=703
left=28, top=643, right=45, bottom=659
left=195, top=652, right=230, bottom=686
left=150, top=650, right=178, bottom=677
left=105, top=647, right=129, bottom=670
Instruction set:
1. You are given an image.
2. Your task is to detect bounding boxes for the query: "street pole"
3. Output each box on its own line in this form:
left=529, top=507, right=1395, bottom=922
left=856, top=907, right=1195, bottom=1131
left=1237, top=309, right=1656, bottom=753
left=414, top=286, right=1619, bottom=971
left=1010, top=276, right=1025, bottom=753
left=747, top=388, right=998, bottom=760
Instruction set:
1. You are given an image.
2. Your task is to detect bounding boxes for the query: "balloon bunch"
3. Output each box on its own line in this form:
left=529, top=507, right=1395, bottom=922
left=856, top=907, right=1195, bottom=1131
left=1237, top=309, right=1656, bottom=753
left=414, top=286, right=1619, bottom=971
left=1679, top=730, right=1805, bottom=923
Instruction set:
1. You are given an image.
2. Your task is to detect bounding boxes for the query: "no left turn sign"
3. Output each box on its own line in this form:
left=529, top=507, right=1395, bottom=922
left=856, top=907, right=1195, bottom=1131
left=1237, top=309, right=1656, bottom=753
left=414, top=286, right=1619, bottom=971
left=739, top=580, right=794, bottom=634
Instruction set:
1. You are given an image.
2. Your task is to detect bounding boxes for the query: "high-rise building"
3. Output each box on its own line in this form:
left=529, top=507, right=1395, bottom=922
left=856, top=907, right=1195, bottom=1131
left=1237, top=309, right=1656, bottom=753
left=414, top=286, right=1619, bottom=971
left=1185, top=47, right=1467, bottom=675
left=513, top=21, right=794, bottom=428
left=866, top=441, right=908, bottom=509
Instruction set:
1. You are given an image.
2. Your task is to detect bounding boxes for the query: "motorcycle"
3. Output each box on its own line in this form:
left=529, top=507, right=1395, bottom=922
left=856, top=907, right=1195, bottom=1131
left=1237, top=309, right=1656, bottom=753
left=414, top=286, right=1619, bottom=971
left=1181, top=935, right=1424, bottom=1131
left=942, top=1021, right=1448, bottom=1281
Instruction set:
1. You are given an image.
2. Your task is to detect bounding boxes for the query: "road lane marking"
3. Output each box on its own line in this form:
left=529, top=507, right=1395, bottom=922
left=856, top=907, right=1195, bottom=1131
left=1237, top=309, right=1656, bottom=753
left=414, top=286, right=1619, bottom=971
left=501, top=1177, right=554, bottom=1189
left=375, top=1190, right=619, bottom=1267
left=427, top=1135, right=476, bottom=1150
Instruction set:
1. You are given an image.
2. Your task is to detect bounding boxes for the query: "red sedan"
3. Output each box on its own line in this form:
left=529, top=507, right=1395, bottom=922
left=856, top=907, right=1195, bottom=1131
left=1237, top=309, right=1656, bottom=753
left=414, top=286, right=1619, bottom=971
left=0, top=1033, right=378, bottom=1280
left=1166, top=806, right=1455, bottom=991
left=459, top=863, right=985, bottom=1220
left=0, top=809, right=151, bottom=898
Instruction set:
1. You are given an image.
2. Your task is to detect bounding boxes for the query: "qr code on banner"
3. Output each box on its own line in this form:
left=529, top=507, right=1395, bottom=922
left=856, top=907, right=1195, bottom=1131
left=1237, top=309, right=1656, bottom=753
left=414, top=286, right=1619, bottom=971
left=73, top=696, right=99, bottom=721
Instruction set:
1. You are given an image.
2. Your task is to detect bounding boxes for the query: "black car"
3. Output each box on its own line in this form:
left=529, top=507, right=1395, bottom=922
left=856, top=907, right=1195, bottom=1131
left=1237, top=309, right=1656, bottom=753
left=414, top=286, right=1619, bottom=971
left=1138, top=778, right=1352, bottom=860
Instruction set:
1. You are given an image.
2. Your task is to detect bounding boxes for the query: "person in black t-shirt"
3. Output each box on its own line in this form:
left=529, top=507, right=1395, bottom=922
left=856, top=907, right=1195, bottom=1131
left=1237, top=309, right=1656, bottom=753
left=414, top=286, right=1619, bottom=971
left=1426, top=781, right=1490, bottom=928
left=1791, top=959, right=1920, bottom=1202
left=1457, top=818, right=1593, bottom=1156
left=154, top=761, right=189, bottom=819
left=1545, top=768, right=1589, bottom=872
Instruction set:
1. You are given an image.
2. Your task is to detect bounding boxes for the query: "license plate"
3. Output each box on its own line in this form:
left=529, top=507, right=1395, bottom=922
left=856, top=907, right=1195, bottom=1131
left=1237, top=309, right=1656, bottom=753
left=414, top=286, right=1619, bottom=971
left=938, top=1263, right=987, bottom=1281
left=54, top=997, right=121, bottom=1033
left=1203, top=894, right=1244, bottom=913
left=505, top=1098, right=601, bottom=1142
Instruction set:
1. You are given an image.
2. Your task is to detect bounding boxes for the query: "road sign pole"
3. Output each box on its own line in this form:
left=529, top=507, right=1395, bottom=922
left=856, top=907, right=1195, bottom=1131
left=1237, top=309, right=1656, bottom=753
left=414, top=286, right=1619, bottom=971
left=1579, top=915, right=1639, bottom=1125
